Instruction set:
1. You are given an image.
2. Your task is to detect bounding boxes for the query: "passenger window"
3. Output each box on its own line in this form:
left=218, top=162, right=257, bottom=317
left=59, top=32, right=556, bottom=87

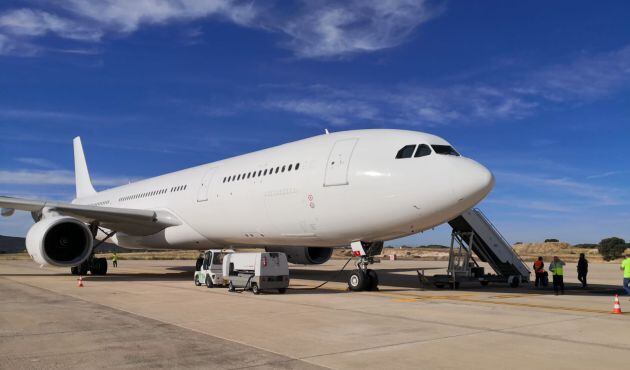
left=414, top=144, right=432, bottom=158
left=247, top=173, right=251, bottom=179
left=275, top=167, right=279, bottom=174
left=295, top=163, right=300, bottom=170
left=431, top=145, right=460, bottom=156
left=395, top=145, right=416, bottom=159
left=263, top=169, right=267, bottom=176
left=281, top=165, right=286, bottom=172
left=288, top=164, right=292, bottom=171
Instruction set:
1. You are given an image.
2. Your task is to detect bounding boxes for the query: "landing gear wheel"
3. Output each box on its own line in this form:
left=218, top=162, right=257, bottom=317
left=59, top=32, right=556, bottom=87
left=278, top=288, right=287, bottom=294
left=448, top=282, right=460, bottom=289
left=90, top=258, right=108, bottom=275
left=508, top=276, right=520, bottom=288
left=77, top=261, right=89, bottom=276
left=70, top=266, right=79, bottom=275
left=366, top=269, right=379, bottom=291
left=205, top=275, right=214, bottom=288
left=228, top=281, right=235, bottom=292
left=348, top=270, right=367, bottom=291
left=194, top=274, right=201, bottom=286
left=251, top=283, right=260, bottom=295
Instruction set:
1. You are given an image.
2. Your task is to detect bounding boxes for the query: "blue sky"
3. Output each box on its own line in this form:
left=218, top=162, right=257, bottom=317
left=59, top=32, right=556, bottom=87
left=1, top=0, right=629, bottom=245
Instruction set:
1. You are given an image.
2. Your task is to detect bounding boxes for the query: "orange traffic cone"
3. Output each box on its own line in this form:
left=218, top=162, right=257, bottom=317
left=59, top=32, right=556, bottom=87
left=77, top=276, right=84, bottom=288
left=612, top=294, right=622, bottom=314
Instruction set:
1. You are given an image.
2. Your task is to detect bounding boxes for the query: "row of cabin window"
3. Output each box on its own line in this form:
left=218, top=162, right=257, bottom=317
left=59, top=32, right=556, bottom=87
left=223, top=162, right=300, bottom=183
left=90, top=200, right=110, bottom=206
left=395, top=144, right=460, bottom=159
left=118, top=185, right=187, bottom=202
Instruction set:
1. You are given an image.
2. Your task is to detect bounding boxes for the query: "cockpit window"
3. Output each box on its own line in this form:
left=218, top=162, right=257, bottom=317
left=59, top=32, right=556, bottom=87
left=431, top=145, right=460, bottom=156
left=395, top=145, right=416, bottom=159
left=414, top=144, right=431, bottom=158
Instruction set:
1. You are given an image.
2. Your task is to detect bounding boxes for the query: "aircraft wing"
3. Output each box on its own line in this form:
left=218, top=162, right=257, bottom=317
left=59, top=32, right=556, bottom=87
left=0, top=196, right=181, bottom=236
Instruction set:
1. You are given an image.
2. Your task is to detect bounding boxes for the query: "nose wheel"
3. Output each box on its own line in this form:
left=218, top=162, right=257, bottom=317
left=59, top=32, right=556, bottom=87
left=348, top=268, right=379, bottom=291
left=347, top=241, right=383, bottom=292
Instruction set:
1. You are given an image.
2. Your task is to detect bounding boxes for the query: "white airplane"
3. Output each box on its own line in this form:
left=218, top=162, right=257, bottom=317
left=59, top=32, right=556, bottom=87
left=0, top=129, right=494, bottom=291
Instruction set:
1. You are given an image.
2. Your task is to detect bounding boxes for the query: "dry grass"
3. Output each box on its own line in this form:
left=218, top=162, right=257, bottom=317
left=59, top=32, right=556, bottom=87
left=513, top=242, right=605, bottom=262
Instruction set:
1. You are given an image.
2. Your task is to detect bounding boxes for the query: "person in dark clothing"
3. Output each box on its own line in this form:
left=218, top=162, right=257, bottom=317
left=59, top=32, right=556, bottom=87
left=577, top=253, right=588, bottom=288
left=533, top=256, right=545, bottom=288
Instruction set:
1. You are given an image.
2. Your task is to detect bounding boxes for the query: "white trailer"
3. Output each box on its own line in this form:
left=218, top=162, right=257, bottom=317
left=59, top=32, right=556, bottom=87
left=222, top=252, right=289, bottom=294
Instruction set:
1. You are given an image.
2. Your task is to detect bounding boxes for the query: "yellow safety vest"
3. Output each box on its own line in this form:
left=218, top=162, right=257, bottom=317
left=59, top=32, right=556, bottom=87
left=550, top=263, right=563, bottom=276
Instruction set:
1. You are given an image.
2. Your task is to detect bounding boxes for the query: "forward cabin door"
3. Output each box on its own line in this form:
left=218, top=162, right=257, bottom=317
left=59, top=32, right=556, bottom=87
left=324, top=138, right=358, bottom=186
left=197, top=169, right=215, bottom=202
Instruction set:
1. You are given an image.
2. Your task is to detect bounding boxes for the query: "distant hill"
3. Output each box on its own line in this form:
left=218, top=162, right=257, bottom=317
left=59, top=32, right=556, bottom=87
left=0, top=235, right=26, bottom=253
left=0, top=234, right=128, bottom=254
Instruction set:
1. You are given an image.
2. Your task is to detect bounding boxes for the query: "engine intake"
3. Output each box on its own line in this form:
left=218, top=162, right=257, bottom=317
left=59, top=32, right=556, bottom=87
left=265, top=247, right=333, bottom=265
left=26, top=216, right=93, bottom=267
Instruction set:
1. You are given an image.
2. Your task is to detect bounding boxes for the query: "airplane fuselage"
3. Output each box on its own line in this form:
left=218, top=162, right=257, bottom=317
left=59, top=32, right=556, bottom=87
left=74, top=129, right=494, bottom=250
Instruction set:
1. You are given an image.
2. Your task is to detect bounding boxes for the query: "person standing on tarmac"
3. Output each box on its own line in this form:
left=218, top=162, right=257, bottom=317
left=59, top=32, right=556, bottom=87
left=621, top=253, right=630, bottom=296
left=533, top=256, right=545, bottom=288
left=112, top=252, right=118, bottom=268
left=549, top=256, right=565, bottom=295
left=577, top=253, right=588, bottom=288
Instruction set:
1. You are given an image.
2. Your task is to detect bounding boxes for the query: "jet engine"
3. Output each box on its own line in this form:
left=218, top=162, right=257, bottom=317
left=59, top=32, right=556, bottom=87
left=265, top=247, right=333, bottom=265
left=25, top=216, right=93, bottom=267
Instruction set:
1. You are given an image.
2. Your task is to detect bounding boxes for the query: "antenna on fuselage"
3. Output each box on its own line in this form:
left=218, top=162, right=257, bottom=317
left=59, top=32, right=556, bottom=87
left=324, top=129, right=330, bottom=135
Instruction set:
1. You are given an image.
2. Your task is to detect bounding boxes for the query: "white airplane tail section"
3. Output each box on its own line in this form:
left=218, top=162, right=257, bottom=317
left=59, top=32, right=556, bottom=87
left=73, top=137, right=96, bottom=198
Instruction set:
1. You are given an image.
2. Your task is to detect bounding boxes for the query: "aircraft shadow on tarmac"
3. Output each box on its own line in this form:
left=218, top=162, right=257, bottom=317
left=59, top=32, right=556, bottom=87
left=3, top=263, right=627, bottom=296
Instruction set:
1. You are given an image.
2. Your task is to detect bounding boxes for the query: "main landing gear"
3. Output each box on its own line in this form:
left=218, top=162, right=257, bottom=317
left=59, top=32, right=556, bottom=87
left=347, top=241, right=383, bottom=292
left=70, top=225, right=116, bottom=276
left=71, top=255, right=108, bottom=275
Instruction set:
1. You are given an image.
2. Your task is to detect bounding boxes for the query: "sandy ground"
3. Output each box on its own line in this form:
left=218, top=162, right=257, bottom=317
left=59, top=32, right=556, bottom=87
left=1, top=259, right=630, bottom=369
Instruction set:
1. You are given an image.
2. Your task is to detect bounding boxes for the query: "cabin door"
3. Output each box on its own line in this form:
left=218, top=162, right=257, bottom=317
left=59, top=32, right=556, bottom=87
left=197, top=169, right=215, bottom=202
left=323, top=138, right=358, bottom=186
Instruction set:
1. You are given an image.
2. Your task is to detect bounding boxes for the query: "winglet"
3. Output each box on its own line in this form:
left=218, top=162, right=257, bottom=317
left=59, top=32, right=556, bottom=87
left=73, top=137, right=96, bottom=198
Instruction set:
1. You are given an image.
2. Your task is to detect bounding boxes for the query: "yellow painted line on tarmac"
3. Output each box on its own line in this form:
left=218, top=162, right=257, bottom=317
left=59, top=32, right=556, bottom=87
left=390, top=294, right=614, bottom=314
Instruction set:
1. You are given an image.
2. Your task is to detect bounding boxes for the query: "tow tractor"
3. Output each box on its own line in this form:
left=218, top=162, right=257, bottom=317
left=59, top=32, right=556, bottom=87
left=194, top=249, right=234, bottom=288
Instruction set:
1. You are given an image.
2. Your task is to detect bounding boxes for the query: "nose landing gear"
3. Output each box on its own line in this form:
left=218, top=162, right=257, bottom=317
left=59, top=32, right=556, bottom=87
left=347, top=241, right=383, bottom=292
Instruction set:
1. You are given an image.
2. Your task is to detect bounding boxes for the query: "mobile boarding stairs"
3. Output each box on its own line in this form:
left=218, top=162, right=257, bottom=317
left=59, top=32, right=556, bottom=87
left=429, top=208, right=530, bottom=289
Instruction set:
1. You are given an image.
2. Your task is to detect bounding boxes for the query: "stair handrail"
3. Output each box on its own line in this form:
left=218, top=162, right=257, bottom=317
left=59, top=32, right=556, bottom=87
left=473, top=208, right=531, bottom=273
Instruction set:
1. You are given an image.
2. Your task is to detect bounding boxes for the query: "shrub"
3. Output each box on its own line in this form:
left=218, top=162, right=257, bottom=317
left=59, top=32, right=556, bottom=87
left=598, top=237, right=626, bottom=261
left=544, top=238, right=560, bottom=243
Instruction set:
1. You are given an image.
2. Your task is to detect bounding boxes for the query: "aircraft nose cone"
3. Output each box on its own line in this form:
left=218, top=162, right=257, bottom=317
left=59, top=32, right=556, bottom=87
left=454, top=159, right=495, bottom=205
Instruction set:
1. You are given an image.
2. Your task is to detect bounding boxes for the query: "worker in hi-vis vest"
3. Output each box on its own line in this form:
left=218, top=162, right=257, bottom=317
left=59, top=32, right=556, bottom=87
left=112, top=252, right=118, bottom=268
left=621, top=253, right=630, bottom=296
left=549, top=256, right=565, bottom=295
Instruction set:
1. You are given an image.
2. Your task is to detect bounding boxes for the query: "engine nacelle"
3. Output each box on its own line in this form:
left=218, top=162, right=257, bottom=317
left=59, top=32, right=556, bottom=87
left=26, top=216, right=93, bottom=267
left=265, top=247, right=333, bottom=265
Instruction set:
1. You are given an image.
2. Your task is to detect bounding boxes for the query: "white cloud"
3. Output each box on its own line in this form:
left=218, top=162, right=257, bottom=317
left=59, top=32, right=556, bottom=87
left=0, top=8, right=102, bottom=41
left=61, top=0, right=259, bottom=33
left=15, top=158, right=59, bottom=169
left=261, top=83, right=539, bottom=127
left=0, top=169, right=132, bottom=187
left=495, top=171, right=626, bottom=206
left=586, top=171, right=628, bottom=180
left=522, top=45, right=630, bottom=102
left=0, top=0, right=439, bottom=58
left=278, top=0, right=438, bottom=58
left=259, top=43, right=630, bottom=126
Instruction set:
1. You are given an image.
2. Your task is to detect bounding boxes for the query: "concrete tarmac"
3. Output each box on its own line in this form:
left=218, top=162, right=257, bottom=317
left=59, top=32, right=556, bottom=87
left=1, top=259, right=629, bottom=369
